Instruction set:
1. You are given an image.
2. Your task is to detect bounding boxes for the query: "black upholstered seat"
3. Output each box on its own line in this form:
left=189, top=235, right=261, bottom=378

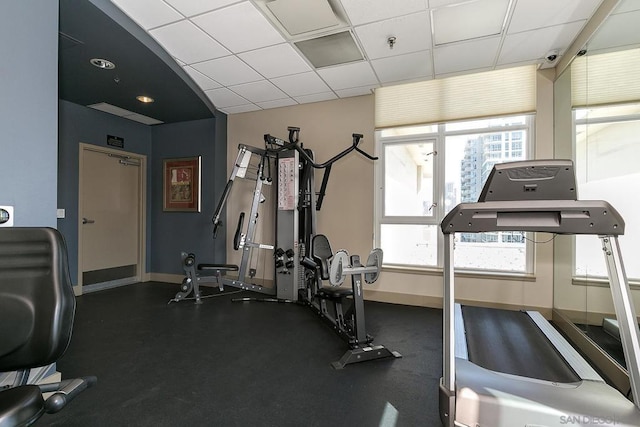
left=0, top=386, right=44, bottom=427
left=0, top=227, right=95, bottom=426
left=312, top=234, right=334, bottom=281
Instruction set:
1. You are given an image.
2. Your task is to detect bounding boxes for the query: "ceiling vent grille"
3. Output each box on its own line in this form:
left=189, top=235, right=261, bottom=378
left=294, top=31, right=363, bottom=68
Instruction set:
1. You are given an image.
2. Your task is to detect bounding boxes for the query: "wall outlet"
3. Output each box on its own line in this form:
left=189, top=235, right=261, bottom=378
left=0, top=206, right=14, bottom=227
left=57, top=208, right=66, bottom=219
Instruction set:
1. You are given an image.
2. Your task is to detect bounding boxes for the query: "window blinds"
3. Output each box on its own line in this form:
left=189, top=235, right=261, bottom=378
left=374, top=65, right=537, bottom=129
left=571, top=47, right=640, bottom=107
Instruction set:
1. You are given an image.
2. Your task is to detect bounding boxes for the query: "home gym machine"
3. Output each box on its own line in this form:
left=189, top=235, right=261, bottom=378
left=265, top=127, right=401, bottom=368
left=439, top=159, right=640, bottom=426
left=170, top=127, right=401, bottom=368
left=170, top=143, right=277, bottom=304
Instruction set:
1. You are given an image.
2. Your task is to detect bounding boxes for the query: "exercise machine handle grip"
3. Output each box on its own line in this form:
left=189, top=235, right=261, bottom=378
left=264, top=131, right=377, bottom=169
left=212, top=179, right=234, bottom=238
left=233, top=212, right=245, bottom=250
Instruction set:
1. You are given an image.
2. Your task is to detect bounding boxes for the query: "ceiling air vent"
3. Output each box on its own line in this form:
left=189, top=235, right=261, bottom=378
left=295, top=31, right=363, bottom=68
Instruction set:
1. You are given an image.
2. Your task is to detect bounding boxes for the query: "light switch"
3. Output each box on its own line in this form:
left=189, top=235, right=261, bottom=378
left=57, top=208, right=66, bottom=219
left=0, top=206, right=14, bottom=227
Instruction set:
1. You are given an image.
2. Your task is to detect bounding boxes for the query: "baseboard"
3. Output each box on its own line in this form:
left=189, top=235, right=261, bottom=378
left=364, top=289, right=552, bottom=318
left=364, top=289, right=442, bottom=308
left=82, top=278, right=137, bottom=293
left=553, top=307, right=635, bottom=326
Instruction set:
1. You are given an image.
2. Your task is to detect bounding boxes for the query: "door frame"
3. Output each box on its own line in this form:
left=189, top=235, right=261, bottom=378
left=76, top=143, right=147, bottom=295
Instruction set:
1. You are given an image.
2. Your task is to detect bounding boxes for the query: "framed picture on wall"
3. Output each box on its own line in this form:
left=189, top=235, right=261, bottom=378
left=163, top=156, right=201, bottom=212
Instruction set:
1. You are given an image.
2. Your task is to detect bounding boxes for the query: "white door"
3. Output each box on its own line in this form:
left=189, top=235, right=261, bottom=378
left=77, top=144, right=145, bottom=293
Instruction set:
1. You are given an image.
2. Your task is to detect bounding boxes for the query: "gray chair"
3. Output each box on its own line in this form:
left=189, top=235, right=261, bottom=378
left=0, top=227, right=95, bottom=426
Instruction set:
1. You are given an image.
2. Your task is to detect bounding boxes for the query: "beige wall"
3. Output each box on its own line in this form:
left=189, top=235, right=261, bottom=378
left=226, top=96, right=375, bottom=289
left=227, top=71, right=557, bottom=313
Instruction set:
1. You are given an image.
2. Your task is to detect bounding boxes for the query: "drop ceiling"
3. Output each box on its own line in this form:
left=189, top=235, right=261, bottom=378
left=60, top=0, right=640, bottom=122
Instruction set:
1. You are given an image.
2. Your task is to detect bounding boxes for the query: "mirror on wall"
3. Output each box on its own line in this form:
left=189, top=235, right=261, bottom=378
left=553, top=0, right=640, bottom=395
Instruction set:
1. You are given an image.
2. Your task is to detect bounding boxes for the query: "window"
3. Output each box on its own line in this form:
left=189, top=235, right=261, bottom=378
left=376, top=115, right=534, bottom=273
left=573, top=102, right=640, bottom=281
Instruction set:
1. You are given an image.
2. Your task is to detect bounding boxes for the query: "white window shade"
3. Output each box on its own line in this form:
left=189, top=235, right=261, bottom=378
left=374, top=65, right=537, bottom=129
left=571, top=47, right=640, bottom=108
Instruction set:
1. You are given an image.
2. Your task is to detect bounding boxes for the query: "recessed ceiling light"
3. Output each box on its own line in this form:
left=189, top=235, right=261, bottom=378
left=90, top=58, right=116, bottom=69
left=136, top=96, right=154, bottom=103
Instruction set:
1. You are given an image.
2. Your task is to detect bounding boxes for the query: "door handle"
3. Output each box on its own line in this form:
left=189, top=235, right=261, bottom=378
left=82, top=218, right=95, bottom=224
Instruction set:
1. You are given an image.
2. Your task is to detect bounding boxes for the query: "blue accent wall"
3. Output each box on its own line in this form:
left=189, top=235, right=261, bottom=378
left=58, top=100, right=153, bottom=280
left=0, top=1, right=59, bottom=227
left=150, top=116, right=227, bottom=274
left=58, top=100, right=228, bottom=282
left=1, top=2, right=227, bottom=282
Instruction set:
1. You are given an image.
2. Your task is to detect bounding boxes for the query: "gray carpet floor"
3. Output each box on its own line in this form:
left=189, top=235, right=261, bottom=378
left=44, top=282, right=443, bottom=426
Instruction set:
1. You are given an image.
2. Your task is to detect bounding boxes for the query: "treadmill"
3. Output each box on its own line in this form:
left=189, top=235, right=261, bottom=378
left=439, top=160, right=640, bottom=426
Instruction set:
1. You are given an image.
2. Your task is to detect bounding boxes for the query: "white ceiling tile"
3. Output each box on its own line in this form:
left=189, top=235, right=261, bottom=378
left=220, top=104, right=263, bottom=114
left=340, top=0, right=427, bottom=26
left=111, top=0, right=183, bottom=29
left=204, top=87, right=250, bottom=107
left=508, top=0, right=601, bottom=34
left=614, top=0, right=640, bottom=14
left=317, top=61, right=379, bottom=90
left=294, top=92, right=338, bottom=104
left=238, top=44, right=311, bottom=78
left=432, top=0, right=509, bottom=45
left=150, top=20, right=229, bottom=63
left=433, top=36, right=501, bottom=75
left=371, top=50, right=432, bottom=83
left=335, top=85, right=378, bottom=97
left=256, top=98, right=299, bottom=109
left=97, top=0, right=628, bottom=111
left=587, top=10, right=640, bottom=53
left=229, top=80, right=289, bottom=103
left=355, top=11, right=431, bottom=60
left=498, top=21, right=585, bottom=65
left=163, top=0, right=241, bottom=17
left=266, top=0, right=341, bottom=35
left=270, top=72, right=331, bottom=96
left=183, top=66, right=221, bottom=90
left=192, top=2, right=285, bottom=53
left=192, top=56, right=263, bottom=86
left=428, top=0, right=469, bottom=7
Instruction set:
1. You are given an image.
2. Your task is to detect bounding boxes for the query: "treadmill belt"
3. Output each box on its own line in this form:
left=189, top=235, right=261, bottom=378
left=462, top=306, right=580, bottom=383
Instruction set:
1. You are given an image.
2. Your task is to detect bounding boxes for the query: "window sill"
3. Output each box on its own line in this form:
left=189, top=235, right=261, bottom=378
left=382, top=264, right=536, bottom=282
left=572, top=276, right=640, bottom=290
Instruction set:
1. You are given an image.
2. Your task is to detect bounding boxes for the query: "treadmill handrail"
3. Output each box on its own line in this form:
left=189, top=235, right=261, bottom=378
left=441, top=199, right=624, bottom=235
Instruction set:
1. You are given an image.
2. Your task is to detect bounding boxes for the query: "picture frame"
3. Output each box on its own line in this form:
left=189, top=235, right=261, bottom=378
left=163, top=156, right=201, bottom=212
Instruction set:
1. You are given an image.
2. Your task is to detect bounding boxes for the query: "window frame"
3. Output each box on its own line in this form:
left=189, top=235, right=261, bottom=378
left=375, top=114, right=536, bottom=274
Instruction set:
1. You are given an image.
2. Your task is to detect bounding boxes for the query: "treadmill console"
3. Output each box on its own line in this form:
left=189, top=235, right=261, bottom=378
left=478, top=159, right=576, bottom=202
